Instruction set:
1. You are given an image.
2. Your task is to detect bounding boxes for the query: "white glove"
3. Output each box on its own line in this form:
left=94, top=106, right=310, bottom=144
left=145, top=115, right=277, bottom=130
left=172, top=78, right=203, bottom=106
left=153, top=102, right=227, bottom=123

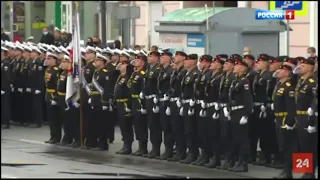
left=125, top=107, right=131, bottom=113
left=51, top=100, right=57, bottom=105
left=139, top=92, right=144, bottom=99
left=163, top=94, right=169, bottom=101
left=153, top=97, right=158, bottom=104
left=11, top=88, right=14, bottom=92
left=179, top=107, right=184, bottom=116
left=199, top=109, right=206, bottom=117
left=10, top=84, right=13, bottom=88
left=223, top=107, right=230, bottom=117
left=35, top=90, right=41, bottom=94
left=214, top=103, right=219, bottom=111
left=26, top=88, right=31, bottom=92
left=165, top=107, right=171, bottom=115
left=212, top=112, right=219, bottom=119
left=88, top=98, right=91, bottom=104
left=102, top=106, right=108, bottom=111
left=152, top=106, right=159, bottom=113
left=189, top=99, right=195, bottom=107
left=1, top=90, right=4, bottom=95
left=18, top=88, right=23, bottom=93
left=201, top=101, right=206, bottom=109
left=260, top=105, right=266, bottom=112
left=306, top=126, right=316, bottom=133
left=73, top=102, right=80, bottom=108
left=65, top=107, right=70, bottom=111
left=109, top=105, right=113, bottom=112
left=140, top=108, right=147, bottom=114
left=285, top=124, right=294, bottom=130
left=176, top=100, right=182, bottom=108
left=271, top=103, right=274, bottom=110
left=239, top=116, right=248, bottom=125
left=307, top=107, right=314, bottom=116
left=259, top=105, right=267, bottom=118
left=188, top=108, right=194, bottom=116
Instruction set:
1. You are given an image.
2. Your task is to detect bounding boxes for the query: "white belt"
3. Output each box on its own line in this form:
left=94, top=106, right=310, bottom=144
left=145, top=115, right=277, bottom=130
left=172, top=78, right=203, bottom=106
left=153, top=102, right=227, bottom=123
left=170, top=97, right=179, bottom=102
left=196, top=100, right=203, bottom=104
left=182, top=99, right=191, bottom=104
left=160, top=97, right=168, bottom=102
left=207, top=102, right=218, bottom=107
left=145, top=94, right=156, bottom=99
left=315, top=112, right=318, bottom=116
left=231, top=105, right=244, bottom=111
left=220, top=103, right=227, bottom=107
left=254, top=102, right=264, bottom=106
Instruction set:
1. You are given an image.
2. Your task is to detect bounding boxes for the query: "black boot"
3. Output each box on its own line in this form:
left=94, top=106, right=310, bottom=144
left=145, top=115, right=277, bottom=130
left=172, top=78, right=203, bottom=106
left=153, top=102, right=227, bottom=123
left=196, top=151, right=209, bottom=166
left=132, top=142, right=143, bottom=156
left=205, top=155, right=221, bottom=168
left=273, top=168, right=293, bottom=179
left=270, top=152, right=284, bottom=169
left=180, top=153, right=197, bottom=164
left=254, top=152, right=271, bottom=166
left=229, top=160, right=249, bottom=172
left=168, top=151, right=186, bottom=162
left=300, top=173, right=315, bottom=179
left=160, top=147, right=173, bottom=160
left=217, top=155, right=235, bottom=170
left=191, top=155, right=202, bottom=165
left=118, top=143, right=132, bottom=155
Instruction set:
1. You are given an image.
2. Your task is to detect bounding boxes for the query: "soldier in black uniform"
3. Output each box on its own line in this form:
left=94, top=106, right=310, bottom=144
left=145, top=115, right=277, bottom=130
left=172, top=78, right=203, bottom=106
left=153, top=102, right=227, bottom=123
left=251, top=55, right=274, bottom=166
left=294, top=58, right=317, bottom=179
left=204, top=56, right=225, bottom=168
left=283, top=57, right=298, bottom=88
left=227, top=59, right=253, bottom=172
left=217, top=57, right=237, bottom=170
left=272, top=65, right=297, bottom=179
left=156, top=51, right=174, bottom=160
left=28, top=46, right=45, bottom=127
left=143, top=51, right=161, bottom=159
left=179, top=54, right=200, bottom=164
left=192, top=55, right=212, bottom=166
left=21, top=45, right=33, bottom=125
left=167, top=51, right=187, bottom=162
left=88, top=53, right=113, bottom=150
left=309, top=84, right=318, bottom=179
left=1, top=47, right=12, bottom=129
left=82, top=46, right=97, bottom=148
left=128, top=55, right=148, bottom=156
left=115, top=60, right=134, bottom=154
left=44, top=52, right=61, bottom=144
left=56, top=55, right=73, bottom=145
left=267, top=56, right=284, bottom=169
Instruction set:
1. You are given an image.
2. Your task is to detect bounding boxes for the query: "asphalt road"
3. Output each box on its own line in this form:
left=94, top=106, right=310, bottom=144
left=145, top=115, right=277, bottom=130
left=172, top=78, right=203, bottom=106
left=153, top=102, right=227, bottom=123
left=1, top=125, right=316, bottom=179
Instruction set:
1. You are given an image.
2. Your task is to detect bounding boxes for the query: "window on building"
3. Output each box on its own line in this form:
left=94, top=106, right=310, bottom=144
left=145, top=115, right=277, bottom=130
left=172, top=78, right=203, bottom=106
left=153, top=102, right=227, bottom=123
left=223, top=1, right=238, bottom=7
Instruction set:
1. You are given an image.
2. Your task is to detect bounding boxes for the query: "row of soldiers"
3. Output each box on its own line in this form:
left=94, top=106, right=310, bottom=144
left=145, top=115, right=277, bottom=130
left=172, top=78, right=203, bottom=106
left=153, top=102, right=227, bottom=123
left=1, top=41, right=318, bottom=178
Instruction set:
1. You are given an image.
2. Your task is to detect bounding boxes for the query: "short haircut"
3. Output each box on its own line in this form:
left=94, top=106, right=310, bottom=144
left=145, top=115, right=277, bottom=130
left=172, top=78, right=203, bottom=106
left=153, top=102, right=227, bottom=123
left=308, top=47, right=316, bottom=53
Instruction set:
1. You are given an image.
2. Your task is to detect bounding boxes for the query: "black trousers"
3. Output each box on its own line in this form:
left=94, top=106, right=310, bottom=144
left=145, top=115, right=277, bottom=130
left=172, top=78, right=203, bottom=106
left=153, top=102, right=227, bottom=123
left=11, top=90, right=18, bottom=122
left=297, top=115, right=318, bottom=174
left=146, top=98, right=162, bottom=148
left=230, top=110, right=250, bottom=162
left=1, top=92, right=11, bottom=125
left=23, top=92, right=33, bottom=123
left=171, top=101, right=186, bottom=154
left=46, top=102, right=61, bottom=141
left=116, top=102, right=134, bottom=144
left=83, top=101, right=92, bottom=145
left=219, top=107, right=233, bottom=159
left=59, top=100, right=72, bottom=143
left=196, top=104, right=206, bottom=151
left=160, top=101, right=174, bottom=149
left=108, top=107, right=116, bottom=142
left=205, top=106, right=221, bottom=158
left=132, top=99, right=148, bottom=143
left=275, top=117, right=298, bottom=171
left=32, top=93, right=43, bottom=126
left=71, top=106, right=81, bottom=144
left=183, top=103, right=198, bottom=155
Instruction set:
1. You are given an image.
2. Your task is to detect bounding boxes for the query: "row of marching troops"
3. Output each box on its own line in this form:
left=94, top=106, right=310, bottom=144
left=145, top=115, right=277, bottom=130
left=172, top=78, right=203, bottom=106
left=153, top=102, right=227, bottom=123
left=1, top=40, right=318, bottom=178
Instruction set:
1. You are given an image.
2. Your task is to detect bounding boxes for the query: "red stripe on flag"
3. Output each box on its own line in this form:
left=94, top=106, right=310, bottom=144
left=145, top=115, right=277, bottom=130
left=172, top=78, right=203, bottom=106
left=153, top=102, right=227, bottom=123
left=68, top=49, right=73, bottom=73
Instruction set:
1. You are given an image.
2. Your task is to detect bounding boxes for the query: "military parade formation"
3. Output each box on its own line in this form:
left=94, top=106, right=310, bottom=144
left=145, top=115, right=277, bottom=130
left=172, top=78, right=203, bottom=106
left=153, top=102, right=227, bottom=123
left=1, top=39, right=318, bottom=179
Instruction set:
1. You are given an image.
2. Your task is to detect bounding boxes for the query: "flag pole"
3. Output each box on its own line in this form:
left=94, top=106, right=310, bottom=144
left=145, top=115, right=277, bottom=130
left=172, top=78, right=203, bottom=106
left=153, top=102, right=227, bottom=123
left=74, top=1, right=84, bottom=147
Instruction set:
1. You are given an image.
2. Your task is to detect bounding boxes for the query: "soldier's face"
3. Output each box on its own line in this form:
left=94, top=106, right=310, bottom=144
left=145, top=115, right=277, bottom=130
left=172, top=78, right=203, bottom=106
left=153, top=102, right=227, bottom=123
left=134, top=59, right=144, bottom=67
left=244, top=58, right=253, bottom=67
left=30, top=52, right=38, bottom=59
left=283, top=62, right=295, bottom=70
left=60, top=61, right=70, bottom=69
left=276, top=69, right=288, bottom=78
left=269, top=62, right=281, bottom=72
left=119, top=64, right=127, bottom=74
left=22, top=51, right=29, bottom=59
left=223, top=62, right=234, bottom=72
left=94, top=59, right=104, bottom=68
left=147, top=55, right=158, bottom=64
left=85, top=51, right=95, bottom=60
left=112, top=55, right=119, bottom=62
left=199, top=61, right=210, bottom=70
left=173, top=55, right=184, bottom=64
left=160, top=55, right=170, bottom=65
left=119, top=56, right=128, bottom=63
left=255, top=61, right=267, bottom=70
left=299, top=64, right=313, bottom=74
left=210, top=61, right=221, bottom=70
left=45, top=57, right=55, bottom=66
left=184, top=59, right=194, bottom=68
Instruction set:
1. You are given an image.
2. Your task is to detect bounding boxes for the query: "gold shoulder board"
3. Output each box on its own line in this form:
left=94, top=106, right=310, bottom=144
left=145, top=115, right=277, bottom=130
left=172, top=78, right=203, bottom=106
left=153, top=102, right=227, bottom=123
left=309, top=78, right=314, bottom=83
left=286, top=82, right=291, bottom=87
left=140, top=70, right=145, bottom=75
left=53, top=67, right=59, bottom=70
left=103, top=69, right=107, bottom=72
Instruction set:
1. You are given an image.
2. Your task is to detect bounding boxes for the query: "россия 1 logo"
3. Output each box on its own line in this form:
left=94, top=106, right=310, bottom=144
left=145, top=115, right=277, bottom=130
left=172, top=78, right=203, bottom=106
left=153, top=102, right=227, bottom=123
left=255, top=9, right=295, bottom=20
